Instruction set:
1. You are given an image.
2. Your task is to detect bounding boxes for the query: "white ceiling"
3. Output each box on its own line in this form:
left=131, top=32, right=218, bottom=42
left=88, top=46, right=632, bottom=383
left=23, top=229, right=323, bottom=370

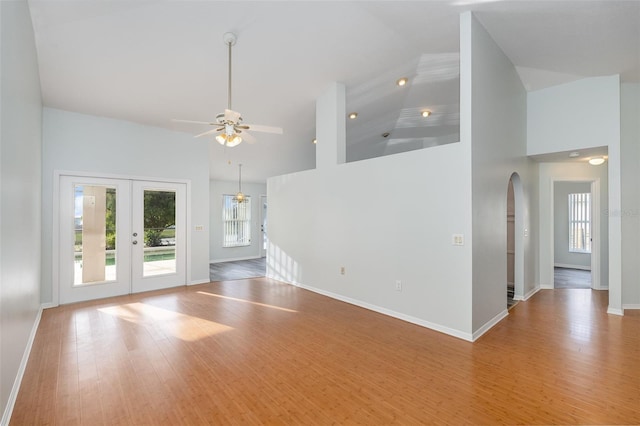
left=28, top=0, right=640, bottom=182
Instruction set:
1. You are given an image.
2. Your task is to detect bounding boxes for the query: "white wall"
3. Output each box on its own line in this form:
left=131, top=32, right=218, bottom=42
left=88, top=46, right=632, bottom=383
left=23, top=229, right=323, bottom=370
left=268, top=141, right=474, bottom=339
left=554, top=181, right=592, bottom=269
left=210, top=179, right=266, bottom=262
left=0, top=0, right=43, bottom=421
left=528, top=76, right=621, bottom=155
left=620, top=83, right=640, bottom=309
left=538, top=163, right=608, bottom=289
left=41, top=108, right=211, bottom=303
left=465, top=13, right=537, bottom=334
left=528, top=75, right=622, bottom=313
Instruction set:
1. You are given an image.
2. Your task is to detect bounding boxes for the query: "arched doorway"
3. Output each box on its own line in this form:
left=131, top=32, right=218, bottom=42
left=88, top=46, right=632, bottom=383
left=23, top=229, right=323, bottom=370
left=507, top=178, right=516, bottom=308
left=507, top=173, right=525, bottom=309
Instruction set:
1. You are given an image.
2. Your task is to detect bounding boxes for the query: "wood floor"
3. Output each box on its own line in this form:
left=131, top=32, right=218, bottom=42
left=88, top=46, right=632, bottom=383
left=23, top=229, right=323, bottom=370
left=11, top=280, right=640, bottom=425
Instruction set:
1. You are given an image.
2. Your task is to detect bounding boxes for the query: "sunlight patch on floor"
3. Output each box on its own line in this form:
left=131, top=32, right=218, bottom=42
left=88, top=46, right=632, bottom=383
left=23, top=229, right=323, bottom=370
left=98, top=302, right=233, bottom=341
left=197, top=291, right=298, bottom=313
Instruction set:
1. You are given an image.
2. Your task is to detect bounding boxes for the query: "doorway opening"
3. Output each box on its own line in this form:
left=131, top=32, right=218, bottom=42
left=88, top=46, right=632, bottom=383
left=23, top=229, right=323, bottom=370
left=552, top=181, right=596, bottom=289
left=506, top=173, right=525, bottom=309
left=507, top=177, right=516, bottom=309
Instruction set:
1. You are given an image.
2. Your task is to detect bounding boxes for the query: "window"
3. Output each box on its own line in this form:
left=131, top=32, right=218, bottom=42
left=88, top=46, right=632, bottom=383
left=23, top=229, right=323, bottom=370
left=222, top=195, right=251, bottom=247
left=568, top=193, right=591, bottom=253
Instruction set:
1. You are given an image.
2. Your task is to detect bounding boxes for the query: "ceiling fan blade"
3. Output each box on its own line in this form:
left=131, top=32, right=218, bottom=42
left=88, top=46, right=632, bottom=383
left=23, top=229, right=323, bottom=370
left=242, top=131, right=257, bottom=144
left=245, top=124, right=283, bottom=134
left=172, top=119, right=216, bottom=125
left=194, top=128, right=219, bottom=138
left=225, top=109, right=242, bottom=123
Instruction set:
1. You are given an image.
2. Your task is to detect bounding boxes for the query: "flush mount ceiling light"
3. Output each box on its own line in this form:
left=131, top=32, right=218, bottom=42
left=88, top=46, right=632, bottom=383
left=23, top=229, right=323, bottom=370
left=588, top=157, right=606, bottom=166
left=421, top=110, right=431, bottom=118
left=396, top=77, right=408, bottom=86
left=348, top=112, right=358, bottom=119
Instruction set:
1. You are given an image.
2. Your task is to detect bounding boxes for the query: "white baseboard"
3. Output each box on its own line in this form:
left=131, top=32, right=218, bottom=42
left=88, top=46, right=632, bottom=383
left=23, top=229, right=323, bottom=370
left=539, top=284, right=554, bottom=290
left=286, top=281, right=475, bottom=342
left=210, top=255, right=262, bottom=263
left=622, top=304, right=640, bottom=310
left=1, top=306, right=43, bottom=426
left=41, top=302, right=57, bottom=309
left=554, top=263, right=591, bottom=271
left=472, top=309, right=508, bottom=342
left=607, top=306, right=624, bottom=316
left=515, top=286, right=541, bottom=301
left=189, top=279, right=211, bottom=285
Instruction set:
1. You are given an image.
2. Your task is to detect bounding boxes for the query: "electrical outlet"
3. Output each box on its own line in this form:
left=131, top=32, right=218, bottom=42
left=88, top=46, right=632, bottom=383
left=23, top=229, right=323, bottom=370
left=395, top=280, right=402, bottom=291
left=452, top=234, right=464, bottom=246
left=340, top=266, right=346, bottom=275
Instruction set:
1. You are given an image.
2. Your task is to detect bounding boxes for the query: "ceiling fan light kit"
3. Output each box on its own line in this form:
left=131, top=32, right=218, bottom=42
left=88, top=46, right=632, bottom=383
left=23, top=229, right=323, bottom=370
left=172, top=32, right=283, bottom=147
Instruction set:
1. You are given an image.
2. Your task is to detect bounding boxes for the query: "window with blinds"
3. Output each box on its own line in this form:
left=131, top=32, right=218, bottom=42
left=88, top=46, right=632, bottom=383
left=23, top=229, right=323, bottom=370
left=568, top=193, right=591, bottom=253
left=222, top=195, right=251, bottom=247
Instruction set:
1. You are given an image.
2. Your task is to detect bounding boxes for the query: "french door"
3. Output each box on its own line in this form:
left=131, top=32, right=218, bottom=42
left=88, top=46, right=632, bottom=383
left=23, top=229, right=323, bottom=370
left=59, top=175, right=186, bottom=304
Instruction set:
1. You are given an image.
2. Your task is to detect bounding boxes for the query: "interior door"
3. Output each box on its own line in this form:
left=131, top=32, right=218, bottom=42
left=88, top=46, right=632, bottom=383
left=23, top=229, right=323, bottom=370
left=59, top=176, right=132, bottom=304
left=131, top=181, right=187, bottom=293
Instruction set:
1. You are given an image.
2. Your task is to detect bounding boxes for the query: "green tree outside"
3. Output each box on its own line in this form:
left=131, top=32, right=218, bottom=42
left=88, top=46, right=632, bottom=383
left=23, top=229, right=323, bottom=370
left=144, top=191, right=175, bottom=247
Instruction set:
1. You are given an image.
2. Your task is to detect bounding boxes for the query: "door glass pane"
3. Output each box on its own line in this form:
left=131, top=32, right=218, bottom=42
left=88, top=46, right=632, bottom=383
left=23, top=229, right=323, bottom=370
left=143, top=190, right=176, bottom=277
left=74, top=185, right=117, bottom=285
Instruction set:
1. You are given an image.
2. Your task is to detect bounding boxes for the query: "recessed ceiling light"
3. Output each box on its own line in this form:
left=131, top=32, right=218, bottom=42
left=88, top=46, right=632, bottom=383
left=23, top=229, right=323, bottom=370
left=569, top=151, right=580, bottom=158
left=421, top=110, right=431, bottom=118
left=588, top=157, right=606, bottom=166
left=396, top=77, right=408, bottom=87
left=312, top=138, right=317, bottom=144
left=348, top=112, right=358, bottom=119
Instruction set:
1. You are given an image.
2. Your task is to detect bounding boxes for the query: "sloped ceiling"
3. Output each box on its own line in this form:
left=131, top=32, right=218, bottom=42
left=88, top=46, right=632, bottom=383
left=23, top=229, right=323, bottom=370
left=28, top=1, right=640, bottom=182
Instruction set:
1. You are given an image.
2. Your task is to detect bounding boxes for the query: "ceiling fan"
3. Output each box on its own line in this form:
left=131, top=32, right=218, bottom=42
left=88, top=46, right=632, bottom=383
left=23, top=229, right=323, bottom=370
left=173, top=32, right=283, bottom=147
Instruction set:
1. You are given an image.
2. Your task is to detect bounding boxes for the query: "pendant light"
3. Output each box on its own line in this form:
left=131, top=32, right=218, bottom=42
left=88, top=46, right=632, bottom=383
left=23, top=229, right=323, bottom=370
left=233, top=164, right=246, bottom=203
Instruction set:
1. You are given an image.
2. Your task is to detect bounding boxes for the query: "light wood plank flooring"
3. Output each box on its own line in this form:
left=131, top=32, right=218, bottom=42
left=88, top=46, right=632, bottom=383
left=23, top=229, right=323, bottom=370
left=11, top=281, right=640, bottom=425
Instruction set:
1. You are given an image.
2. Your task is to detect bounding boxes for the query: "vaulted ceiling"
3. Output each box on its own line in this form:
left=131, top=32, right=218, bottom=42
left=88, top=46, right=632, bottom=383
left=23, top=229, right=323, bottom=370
left=28, top=1, right=640, bottom=182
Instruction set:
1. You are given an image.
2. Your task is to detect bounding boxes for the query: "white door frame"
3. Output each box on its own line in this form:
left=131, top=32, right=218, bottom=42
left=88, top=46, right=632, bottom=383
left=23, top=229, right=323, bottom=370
left=52, top=171, right=191, bottom=306
left=259, top=195, right=268, bottom=258
left=548, top=178, right=601, bottom=290
left=509, top=173, right=526, bottom=301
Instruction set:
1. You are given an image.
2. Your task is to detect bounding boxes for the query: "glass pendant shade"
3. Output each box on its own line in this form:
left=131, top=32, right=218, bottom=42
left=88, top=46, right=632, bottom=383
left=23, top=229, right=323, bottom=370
left=216, top=133, right=243, bottom=147
left=234, top=164, right=246, bottom=203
